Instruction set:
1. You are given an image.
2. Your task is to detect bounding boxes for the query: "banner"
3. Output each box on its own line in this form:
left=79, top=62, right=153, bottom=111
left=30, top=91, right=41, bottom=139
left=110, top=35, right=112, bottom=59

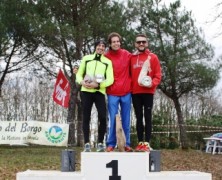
left=0, top=121, right=69, bottom=146
left=53, top=69, right=70, bottom=108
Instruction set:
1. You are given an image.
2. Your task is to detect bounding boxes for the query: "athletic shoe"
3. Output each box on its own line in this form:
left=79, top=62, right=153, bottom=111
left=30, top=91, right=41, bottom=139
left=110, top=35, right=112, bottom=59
left=106, top=146, right=114, bottom=152
left=140, top=142, right=151, bottom=152
left=125, top=146, right=134, bottom=152
left=135, top=142, right=144, bottom=152
left=97, top=143, right=105, bottom=152
left=145, top=142, right=153, bottom=150
left=83, top=143, right=91, bottom=152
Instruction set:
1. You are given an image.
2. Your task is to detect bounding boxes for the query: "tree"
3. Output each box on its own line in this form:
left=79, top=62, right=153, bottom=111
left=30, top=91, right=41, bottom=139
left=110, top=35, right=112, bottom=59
left=0, top=0, right=39, bottom=98
left=26, top=0, right=132, bottom=145
left=135, top=0, right=220, bottom=149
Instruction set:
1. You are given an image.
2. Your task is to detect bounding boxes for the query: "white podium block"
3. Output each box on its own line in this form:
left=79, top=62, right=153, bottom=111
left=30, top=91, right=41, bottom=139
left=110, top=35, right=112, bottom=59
left=81, top=152, right=149, bottom=180
left=16, top=170, right=83, bottom=180
left=16, top=152, right=212, bottom=180
left=145, top=171, right=212, bottom=180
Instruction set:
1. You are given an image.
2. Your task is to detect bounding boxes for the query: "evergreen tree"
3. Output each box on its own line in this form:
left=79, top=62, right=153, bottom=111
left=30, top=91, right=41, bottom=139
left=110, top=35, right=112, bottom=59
left=27, top=0, right=132, bottom=145
left=135, top=0, right=220, bottom=149
left=0, top=0, right=38, bottom=97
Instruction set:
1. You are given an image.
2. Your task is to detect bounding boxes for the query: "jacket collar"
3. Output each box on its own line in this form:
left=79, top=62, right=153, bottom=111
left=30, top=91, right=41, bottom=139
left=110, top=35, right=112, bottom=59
left=107, top=48, right=122, bottom=55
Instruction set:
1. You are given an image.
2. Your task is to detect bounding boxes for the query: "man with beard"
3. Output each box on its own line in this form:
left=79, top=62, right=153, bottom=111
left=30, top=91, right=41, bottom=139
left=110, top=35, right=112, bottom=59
left=130, top=34, right=162, bottom=152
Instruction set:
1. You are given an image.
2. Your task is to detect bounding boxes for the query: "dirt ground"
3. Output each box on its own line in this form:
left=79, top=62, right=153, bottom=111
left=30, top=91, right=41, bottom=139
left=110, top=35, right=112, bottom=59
left=161, top=149, right=222, bottom=180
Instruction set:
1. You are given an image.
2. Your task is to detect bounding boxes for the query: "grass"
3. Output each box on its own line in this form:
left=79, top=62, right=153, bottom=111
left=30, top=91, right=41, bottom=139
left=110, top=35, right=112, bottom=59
left=0, top=145, right=221, bottom=180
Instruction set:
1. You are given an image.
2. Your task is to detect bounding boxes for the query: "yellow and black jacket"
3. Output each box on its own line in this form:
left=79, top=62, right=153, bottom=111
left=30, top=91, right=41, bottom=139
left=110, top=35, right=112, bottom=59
left=76, top=53, right=114, bottom=94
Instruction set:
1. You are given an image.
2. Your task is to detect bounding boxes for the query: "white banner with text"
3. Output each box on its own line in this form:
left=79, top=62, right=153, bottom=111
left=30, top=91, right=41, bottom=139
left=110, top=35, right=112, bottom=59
left=0, top=121, right=69, bottom=146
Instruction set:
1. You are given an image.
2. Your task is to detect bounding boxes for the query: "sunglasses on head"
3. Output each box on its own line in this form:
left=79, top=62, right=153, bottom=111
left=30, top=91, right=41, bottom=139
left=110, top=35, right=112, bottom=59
left=136, top=41, right=147, bottom=44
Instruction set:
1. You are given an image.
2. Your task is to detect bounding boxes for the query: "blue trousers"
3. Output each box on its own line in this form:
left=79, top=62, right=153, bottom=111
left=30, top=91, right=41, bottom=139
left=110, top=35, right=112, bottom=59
left=106, top=93, right=131, bottom=147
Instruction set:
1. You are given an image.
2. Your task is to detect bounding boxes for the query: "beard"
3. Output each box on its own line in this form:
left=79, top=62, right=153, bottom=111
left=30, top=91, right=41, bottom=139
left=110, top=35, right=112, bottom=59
left=138, top=47, right=145, bottom=52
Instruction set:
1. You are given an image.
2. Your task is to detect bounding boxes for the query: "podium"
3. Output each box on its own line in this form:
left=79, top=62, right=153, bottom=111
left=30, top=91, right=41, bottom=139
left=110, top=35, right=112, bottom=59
left=17, top=151, right=212, bottom=180
left=82, top=152, right=149, bottom=180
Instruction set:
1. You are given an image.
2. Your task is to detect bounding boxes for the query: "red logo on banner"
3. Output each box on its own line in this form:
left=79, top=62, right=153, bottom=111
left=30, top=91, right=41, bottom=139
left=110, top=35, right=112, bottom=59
left=53, top=69, right=70, bottom=108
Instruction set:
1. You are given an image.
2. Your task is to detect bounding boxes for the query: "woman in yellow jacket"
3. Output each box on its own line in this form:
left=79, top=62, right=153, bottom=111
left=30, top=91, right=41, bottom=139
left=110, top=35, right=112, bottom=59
left=76, top=40, right=114, bottom=152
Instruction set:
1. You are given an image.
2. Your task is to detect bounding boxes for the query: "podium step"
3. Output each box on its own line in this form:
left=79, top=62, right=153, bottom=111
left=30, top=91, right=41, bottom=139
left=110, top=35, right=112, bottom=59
left=81, top=152, right=149, bottom=180
left=16, top=152, right=212, bottom=180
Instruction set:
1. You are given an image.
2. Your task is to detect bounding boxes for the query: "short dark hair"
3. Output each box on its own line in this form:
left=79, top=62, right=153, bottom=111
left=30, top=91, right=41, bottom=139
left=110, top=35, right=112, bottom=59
left=108, top=32, right=122, bottom=44
left=136, top=33, right=147, bottom=39
left=95, top=39, right=106, bottom=48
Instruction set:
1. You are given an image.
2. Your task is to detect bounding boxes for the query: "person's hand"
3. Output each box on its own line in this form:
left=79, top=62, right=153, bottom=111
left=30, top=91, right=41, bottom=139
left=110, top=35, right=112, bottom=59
left=81, top=80, right=91, bottom=89
left=81, top=80, right=99, bottom=89
left=88, top=81, right=99, bottom=89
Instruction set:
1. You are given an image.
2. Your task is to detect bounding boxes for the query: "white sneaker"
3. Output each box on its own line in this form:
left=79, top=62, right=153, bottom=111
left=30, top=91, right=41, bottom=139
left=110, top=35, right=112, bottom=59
left=97, top=143, right=105, bottom=152
left=84, top=143, right=91, bottom=152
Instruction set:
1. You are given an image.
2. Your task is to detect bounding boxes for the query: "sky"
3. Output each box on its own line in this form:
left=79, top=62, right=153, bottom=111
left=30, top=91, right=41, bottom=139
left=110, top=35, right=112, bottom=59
left=173, top=0, right=222, bottom=90
left=179, top=0, right=222, bottom=59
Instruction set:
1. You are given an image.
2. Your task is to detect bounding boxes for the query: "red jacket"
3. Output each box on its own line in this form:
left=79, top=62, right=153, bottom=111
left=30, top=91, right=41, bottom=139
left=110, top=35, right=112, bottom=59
left=105, top=49, right=132, bottom=96
left=130, top=49, right=161, bottom=94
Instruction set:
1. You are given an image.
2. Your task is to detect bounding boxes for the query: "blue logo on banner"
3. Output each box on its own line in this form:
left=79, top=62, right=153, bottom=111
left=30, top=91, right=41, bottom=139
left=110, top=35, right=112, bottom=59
left=45, top=125, right=66, bottom=144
